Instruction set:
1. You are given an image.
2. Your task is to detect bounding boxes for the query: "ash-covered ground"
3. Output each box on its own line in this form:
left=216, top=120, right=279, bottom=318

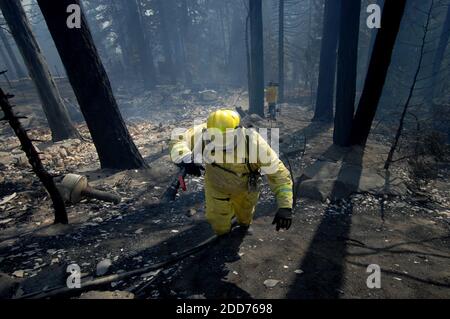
left=0, top=79, right=449, bottom=299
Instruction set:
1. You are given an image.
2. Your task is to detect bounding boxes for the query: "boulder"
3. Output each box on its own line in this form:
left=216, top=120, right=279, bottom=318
left=198, top=90, right=218, bottom=102
left=299, top=160, right=407, bottom=202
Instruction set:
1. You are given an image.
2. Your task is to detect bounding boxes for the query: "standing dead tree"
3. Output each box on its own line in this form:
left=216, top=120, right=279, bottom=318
left=333, top=0, right=361, bottom=147
left=37, top=0, right=147, bottom=170
left=313, top=0, right=341, bottom=122
left=0, top=88, right=68, bottom=224
left=385, top=0, right=435, bottom=170
left=248, top=0, right=265, bottom=117
left=278, top=0, right=285, bottom=103
left=0, top=24, right=26, bottom=79
left=0, top=0, right=79, bottom=142
left=351, top=0, right=407, bottom=146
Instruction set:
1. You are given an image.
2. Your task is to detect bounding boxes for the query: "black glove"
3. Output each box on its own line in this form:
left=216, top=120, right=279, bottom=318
left=180, top=162, right=202, bottom=177
left=272, top=208, right=292, bottom=231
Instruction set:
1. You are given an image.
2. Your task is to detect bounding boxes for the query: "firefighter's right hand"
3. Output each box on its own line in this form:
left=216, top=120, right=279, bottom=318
left=180, top=162, right=203, bottom=177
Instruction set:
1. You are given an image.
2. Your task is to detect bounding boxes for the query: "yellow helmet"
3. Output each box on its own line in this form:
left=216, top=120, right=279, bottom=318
left=207, top=109, right=241, bottom=132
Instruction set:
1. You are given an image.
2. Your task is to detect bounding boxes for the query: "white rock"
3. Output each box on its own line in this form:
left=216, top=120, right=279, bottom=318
left=96, top=259, right=112, bottom=276
left=263, top=279, right=280, bottom=288
left=12, top=270, right=25, bottom=278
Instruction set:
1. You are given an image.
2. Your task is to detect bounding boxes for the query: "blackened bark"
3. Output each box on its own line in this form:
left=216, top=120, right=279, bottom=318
left=351, top=0, right=407, bottom=146
left=278, top=0, right=285, bottom=103
left=124, top=0, right=156, bottom=89
left=157, top=0, right=176, bottom=84
left=180, top=0, right=193, bottom=85
left=228, top=3, right=246, bottom=87
left=333, top=0, right=361, bottom=147
left=0, top=26, right=26, bottom=79
left=248, top=0, right=265, bottom=117
left=0, top=0, right=79, bottom=142
left=0, top=40, right=15, bottom=79
left=313, top=0, right=341, bottom=122
left=0, top=89, right=68, bottom=224
left=365, top=0, right=385, bottom=71
left=427, top=4, right=450, bottom=103
left=37, top=0, right=146, bottom=170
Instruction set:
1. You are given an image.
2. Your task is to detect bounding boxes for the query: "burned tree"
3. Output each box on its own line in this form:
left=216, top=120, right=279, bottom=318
left=278, top=0, right=285, bottom=103
left=0, top=0, right=79, bottom=142
left=351, top=0, right=407, bottom=146
left=384, top=0, right=435, bottom=170
left=156, top=0, right=177, bottom=84
left=313, top=0, right=341, bottom=122
left=0, top=88, right=68, bottom=224
left=0, top=25, right=26, bottom=79
left=248, top=0, right=265, bottom=117
left=427, top=3, right=450, bottom=103
left=123, top=0, right=156, bottom=89
left=333, top=0, right=361, bottom=147
left=37, top=0, right=146, bottom=170
left=0, top=41, right=14, bottom=79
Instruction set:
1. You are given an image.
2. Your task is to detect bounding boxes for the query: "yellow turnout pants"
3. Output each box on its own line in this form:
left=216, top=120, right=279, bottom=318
left=205, top=184, right=260, bottom=235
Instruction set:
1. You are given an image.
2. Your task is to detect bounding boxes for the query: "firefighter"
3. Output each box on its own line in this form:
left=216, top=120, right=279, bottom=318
left=170, top=109, right=293, bottom=235
left=266, top=82, right=279, bottom=120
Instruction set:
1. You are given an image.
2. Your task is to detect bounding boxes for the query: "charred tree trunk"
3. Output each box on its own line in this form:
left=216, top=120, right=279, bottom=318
left=385, top=0, right=434, bottom=170
left=427, top=3, right=450, bottom=103
left=157, top=0, right=176, bottom=84
left=278, top=0, right=285, bottom=103
left=124, top=0, right=156, bottom=89
left=351, top=0, right=407, bottom=146
left=248, top=0, right=265, bottom=117
left=36, top=0, right=146, bottom=170
left=366, top=0, right=385, bottom=71
left=333, top=0, right=361, bottom=147
left=0, top=41, right=15, bottom=79
left=0, top=0, right=79, bottom=142
left=0, top=89, right=68, bottom=224
left=0, top=26, right=26, bottom=79
left=180, top=0, right=192, bottom=86
left=313, top=0, right=341, bottom=122
left=229, top=3, right=246, bottom=87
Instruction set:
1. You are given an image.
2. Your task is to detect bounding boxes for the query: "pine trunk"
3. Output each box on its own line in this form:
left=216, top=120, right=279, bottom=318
left=0, top=0, right=79, bottom=142
left=36, top=0, right=147, bottom=170
left=248, top=0, right=265, bottom=117
left=351, top=0, right=407, bottom=146
left=313, top=0, right=341, bottom=122
left=333, top=0, right=361, bottom=147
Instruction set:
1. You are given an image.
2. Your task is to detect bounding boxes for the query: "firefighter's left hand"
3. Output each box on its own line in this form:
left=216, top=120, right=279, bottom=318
left=272, top=208, right=292, bottom=231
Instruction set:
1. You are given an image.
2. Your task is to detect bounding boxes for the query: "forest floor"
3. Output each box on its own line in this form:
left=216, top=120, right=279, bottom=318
left=0, top=78, right=449, bottom=299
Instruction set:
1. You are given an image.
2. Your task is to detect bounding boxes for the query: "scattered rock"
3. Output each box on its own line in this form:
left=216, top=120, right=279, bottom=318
left=0, top=218, right=13, bottom=225
left=198, top=90, right=218, bottom=102
left=263, top=279, right=280, bottom=288
left=96, top=259, right=112, bottom=276
left=12, top=270, right=25, bottom=278
left=186, top=208, right=197, bottom=217
left=0, top=193, right=17, bottom=205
